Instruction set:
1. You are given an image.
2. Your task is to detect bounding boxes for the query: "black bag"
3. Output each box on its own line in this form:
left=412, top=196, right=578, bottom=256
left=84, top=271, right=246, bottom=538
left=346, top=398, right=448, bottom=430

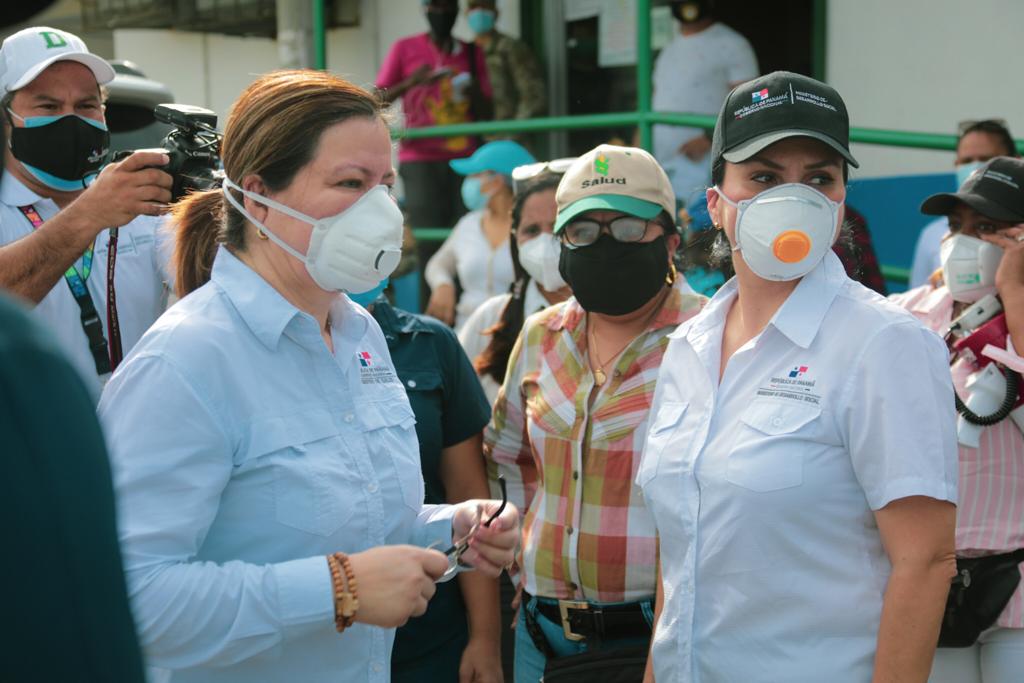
left=938, top=549, right=1024, bottom=648
left=542, top=645, right=649, bottom=683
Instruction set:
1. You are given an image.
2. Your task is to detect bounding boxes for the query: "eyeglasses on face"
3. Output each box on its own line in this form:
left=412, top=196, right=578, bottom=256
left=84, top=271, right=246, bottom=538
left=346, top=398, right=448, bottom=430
left=561, top=215, right=652, bottom=248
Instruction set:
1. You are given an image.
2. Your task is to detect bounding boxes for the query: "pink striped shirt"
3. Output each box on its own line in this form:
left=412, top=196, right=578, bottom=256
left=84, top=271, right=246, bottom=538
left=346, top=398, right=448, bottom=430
left=892, top=284, right=1024, bottom=628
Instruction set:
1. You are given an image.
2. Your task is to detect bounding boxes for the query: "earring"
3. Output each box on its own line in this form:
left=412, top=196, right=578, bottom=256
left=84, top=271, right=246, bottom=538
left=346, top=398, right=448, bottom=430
left=666, top=261, right=678, bottom=285
left=257, top=229, right=269, bottom=241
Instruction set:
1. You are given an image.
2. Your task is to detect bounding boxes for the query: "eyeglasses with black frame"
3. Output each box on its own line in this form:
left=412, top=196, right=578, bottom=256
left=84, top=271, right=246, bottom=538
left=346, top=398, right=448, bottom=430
left=561, top=215, right=654, bottom=249
left=437, top=476, right=508, bottom=581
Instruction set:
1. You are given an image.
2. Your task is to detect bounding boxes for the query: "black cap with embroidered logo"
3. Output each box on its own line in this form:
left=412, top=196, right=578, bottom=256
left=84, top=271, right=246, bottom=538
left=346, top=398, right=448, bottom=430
left=921, top=156, right=1024, bottom=223
left=711, top=70, right=859, bottom=178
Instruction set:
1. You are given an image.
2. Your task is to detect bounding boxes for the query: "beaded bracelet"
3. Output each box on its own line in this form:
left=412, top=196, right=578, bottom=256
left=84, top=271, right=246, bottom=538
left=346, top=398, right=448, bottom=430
left=327, top=552, right=359, bottom=633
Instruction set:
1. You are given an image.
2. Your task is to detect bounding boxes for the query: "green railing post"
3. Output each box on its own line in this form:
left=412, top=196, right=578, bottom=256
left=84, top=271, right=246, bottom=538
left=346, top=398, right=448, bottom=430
left=636, top=0, right=653, bottom=152
left=312, top=0, right=326, bottom=70
left=811, top=0, right=827, bottom=81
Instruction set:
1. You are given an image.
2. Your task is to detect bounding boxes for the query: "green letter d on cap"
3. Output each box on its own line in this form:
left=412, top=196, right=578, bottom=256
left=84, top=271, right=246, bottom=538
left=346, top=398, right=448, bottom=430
left=40, top=31, right=68, bottom=49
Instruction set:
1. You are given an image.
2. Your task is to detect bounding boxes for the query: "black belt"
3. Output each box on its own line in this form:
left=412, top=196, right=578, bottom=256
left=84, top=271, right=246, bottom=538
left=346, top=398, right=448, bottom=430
left=525, top=591, right=651, bottom=644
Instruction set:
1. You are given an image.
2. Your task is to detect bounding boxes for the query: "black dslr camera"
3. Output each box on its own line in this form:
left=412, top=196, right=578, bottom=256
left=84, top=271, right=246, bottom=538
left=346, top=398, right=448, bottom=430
left=152, top=103, right=224, bottom=201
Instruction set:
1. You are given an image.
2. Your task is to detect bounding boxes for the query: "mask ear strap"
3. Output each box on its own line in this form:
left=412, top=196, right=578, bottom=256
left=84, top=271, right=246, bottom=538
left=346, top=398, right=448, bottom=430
left=712, top=185, right=739, bottom=209
left=222, top=177, right=320, bottom=227
left=6, top=108, right=24, bottom=126
left=222, top=179, right=308, bottom=262
left=712, top=186, right=743, bottom=252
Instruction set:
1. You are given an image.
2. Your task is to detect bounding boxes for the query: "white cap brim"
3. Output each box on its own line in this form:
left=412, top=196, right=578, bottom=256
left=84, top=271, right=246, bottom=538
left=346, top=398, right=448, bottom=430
left=7, top=51, right=116, bottom=92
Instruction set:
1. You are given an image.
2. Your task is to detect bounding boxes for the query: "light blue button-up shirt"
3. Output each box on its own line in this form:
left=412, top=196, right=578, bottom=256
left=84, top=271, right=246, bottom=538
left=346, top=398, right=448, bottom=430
left=99, top=247, right=454, bottom=683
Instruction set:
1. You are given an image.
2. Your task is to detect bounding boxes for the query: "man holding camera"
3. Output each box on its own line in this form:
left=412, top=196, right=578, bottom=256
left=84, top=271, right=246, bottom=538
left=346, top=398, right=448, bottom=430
left=0, top=27, right=173, bottom=398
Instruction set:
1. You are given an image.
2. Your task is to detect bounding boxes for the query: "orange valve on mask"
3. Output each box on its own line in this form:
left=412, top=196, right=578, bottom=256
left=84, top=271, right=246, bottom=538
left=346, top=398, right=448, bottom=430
left=772, top=230, right=812, bottom=263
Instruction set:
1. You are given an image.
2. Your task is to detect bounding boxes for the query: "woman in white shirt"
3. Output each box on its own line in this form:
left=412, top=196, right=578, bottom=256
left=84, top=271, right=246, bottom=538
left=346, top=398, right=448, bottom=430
left=424, top=140, right=535, bottom=330
left=98, top=70, right=518, bottom=683
left=639, top=72, right=959, bottom=683
left=459, top=166, right=573, bottom=403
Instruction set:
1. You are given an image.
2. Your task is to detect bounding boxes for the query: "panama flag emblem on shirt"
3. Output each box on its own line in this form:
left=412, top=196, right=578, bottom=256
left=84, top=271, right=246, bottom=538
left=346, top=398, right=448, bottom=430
left=789, top=365, right=809, bottom=378
left=752, top=88, right=769, bottom=102
left=358, top=351, right=373, bottom=367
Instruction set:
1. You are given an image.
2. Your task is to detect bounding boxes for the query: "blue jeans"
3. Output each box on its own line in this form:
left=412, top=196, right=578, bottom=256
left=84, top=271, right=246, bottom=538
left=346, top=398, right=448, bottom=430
left=513, top=594, right=654, bottom=683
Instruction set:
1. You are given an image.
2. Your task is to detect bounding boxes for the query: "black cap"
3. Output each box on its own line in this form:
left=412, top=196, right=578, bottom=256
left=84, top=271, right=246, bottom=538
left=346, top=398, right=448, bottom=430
left=711, top=71, right=859, bottom=176
left=921, top=156, right=1024, bottom=222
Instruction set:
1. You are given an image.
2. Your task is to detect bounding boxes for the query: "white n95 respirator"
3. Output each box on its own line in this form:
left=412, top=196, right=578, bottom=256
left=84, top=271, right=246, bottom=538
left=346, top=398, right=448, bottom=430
left=517, top=233, right=567, bottom=292
left=715, top=183, right=841, bottom=281
left=223, top=179, right=404, bottom=294
left=940, top=233, right=1003, bottom=303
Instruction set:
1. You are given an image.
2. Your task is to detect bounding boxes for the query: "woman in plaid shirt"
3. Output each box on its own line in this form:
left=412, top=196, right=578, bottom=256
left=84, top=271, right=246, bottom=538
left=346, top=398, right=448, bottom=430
left=484, top=144, right=706, bottom=681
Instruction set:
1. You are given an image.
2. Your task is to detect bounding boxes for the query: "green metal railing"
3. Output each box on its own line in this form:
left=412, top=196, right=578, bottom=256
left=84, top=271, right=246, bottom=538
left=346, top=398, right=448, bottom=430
left=310, top=0, right=1024, bottom=286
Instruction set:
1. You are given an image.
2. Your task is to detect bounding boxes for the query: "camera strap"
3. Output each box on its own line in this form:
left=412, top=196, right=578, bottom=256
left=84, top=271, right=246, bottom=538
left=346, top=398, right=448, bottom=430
left=18, top=204, right=122, bottom=375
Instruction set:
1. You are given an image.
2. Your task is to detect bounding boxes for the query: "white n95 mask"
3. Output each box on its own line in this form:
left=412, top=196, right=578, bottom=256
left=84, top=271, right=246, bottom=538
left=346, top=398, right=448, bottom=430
left=940, top=233, right=1003, bottom=303
left=518, top=233, right=567, bottom=292
left=222, top=179, right=404, bottom=294
left=715, top=183, right=841, bottom=281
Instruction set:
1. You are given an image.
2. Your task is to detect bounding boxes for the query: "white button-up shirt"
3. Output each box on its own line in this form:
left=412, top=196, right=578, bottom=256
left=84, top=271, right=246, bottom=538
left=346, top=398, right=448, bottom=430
left=639, top=252, right=958, bottom=682
left=98, top=247, right=454, bottom=683
left=0, top=172, right=172, bottom=399
left=457, top=278, right=550, bottom=404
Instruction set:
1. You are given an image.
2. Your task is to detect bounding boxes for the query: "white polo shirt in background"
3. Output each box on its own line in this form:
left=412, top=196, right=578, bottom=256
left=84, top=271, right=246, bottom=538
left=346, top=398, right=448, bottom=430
left=0, top=171, right=172, bottom=399
left=638, top=251, right=958, bottom=682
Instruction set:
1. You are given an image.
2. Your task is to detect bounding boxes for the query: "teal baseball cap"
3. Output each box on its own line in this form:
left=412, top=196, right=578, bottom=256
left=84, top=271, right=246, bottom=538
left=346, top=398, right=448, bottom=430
left=450, top=140, right=537, bottom=177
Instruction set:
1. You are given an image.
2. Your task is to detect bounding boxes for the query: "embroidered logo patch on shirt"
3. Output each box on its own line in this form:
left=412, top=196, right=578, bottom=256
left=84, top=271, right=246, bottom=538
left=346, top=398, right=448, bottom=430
left=356, top=350, right=396, bottom=384
left=757, top=365, right=821, bottom=405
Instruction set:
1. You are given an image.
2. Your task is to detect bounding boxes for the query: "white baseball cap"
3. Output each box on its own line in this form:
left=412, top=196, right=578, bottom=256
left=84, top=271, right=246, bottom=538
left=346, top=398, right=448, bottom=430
left=0, top=26, right=115, bottom=93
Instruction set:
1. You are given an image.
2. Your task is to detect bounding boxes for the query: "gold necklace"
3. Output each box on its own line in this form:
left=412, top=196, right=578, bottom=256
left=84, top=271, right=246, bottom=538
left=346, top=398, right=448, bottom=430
left=587, top=301, right=663, bottom=386
left=589, top=329, right=632, bottom=386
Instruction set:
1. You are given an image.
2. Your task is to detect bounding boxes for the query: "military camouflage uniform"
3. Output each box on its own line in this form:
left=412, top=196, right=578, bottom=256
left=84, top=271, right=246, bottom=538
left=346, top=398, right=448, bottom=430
left=481, top=32, right=546, bottom=126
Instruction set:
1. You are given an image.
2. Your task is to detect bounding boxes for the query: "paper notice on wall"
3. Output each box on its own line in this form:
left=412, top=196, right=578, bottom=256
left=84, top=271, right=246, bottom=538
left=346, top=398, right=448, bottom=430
left=598, top=0, right=635, bottom=67
left=652, top=6, right=674, bottom=50
left=564, top=0, right=603, bottom=21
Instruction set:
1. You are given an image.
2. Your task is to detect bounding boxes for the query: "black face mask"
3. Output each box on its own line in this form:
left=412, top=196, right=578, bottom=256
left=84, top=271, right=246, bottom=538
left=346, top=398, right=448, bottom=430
left=427, top=10, right=459, bottom=40
left=670, top=0, right=712, bottom=24
left=8, top=113, right=110, bottom=191
left=558, top=234, right=670, bottom=316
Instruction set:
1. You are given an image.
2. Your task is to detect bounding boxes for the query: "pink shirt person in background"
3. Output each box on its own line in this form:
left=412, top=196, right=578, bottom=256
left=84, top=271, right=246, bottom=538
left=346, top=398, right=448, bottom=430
left=892, top=156, right=1024, bottom=683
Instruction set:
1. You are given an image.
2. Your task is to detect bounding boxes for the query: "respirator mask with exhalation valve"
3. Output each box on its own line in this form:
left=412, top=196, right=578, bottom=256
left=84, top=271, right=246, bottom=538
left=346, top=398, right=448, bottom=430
left=944, top=293, right=1024, bottom=447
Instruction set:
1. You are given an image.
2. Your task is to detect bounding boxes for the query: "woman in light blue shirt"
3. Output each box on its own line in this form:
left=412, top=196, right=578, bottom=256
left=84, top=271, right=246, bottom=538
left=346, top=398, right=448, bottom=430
left=98, top=70, right=518, bottom=683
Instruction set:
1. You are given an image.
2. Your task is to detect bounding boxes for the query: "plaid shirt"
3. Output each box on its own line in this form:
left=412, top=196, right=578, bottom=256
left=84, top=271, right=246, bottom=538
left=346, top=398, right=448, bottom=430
left=484, top=280, right=705, bottom=602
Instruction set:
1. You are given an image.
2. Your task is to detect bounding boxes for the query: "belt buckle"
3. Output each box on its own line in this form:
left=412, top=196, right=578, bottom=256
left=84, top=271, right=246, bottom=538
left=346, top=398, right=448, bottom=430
left=558, top=599, right=589, bottom=642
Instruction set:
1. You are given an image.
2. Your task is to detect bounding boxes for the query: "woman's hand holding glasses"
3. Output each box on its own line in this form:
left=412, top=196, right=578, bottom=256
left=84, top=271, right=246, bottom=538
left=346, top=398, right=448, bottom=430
left=442, top=477, right=519, bottom=581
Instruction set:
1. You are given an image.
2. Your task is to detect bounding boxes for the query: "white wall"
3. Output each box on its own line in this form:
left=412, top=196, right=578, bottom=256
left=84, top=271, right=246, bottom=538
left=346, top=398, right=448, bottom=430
left=828, top=0, right=1024, bottom=178
left=113, top=0, right=520, bottom=126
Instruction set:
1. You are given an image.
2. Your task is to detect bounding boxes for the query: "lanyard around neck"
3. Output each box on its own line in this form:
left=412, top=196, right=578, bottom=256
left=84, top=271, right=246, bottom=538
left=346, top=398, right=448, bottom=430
left=18, top=204, right=123, bottom=374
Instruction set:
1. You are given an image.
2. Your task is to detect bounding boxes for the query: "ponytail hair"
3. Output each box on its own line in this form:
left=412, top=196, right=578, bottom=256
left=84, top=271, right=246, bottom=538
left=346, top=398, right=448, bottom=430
left=171, top=69, right=384, bottom=297
left=474, top=173, right=563, bottom=384
left=171, top=190, right=224, bottom=298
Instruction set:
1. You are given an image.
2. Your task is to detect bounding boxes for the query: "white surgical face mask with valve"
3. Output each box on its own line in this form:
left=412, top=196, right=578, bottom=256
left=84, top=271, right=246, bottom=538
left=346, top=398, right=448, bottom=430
left=940, top=233, right=1003, bottom=303
left=715, top=183, right=841, bottom=281
left=517, top=232, right=567, bottom=292
left=222, top=179, right=404, bottom=294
